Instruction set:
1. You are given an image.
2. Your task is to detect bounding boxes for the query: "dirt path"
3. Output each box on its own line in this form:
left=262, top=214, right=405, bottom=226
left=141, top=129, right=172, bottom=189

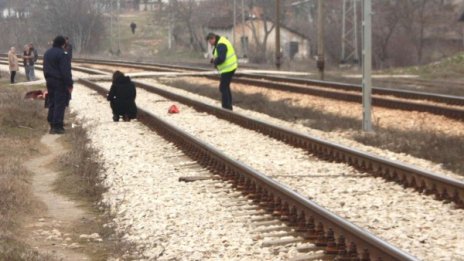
left=23, top=134, right=90, bottom=260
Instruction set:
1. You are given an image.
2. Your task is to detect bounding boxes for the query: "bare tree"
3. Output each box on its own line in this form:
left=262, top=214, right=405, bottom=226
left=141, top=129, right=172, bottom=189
left=133, top=0, right=141, bottom=11
left=30, top=0, right=105, bottom=53
left=246, top=0, right=278, bottom=63
left=372, top=0, right=401, bottom=68
left=159, top=0, right=219, bottom=53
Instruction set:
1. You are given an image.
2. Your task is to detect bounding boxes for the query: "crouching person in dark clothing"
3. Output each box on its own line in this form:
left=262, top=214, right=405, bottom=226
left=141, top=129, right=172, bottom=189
left=43, top=35, right=73, bottom=134
left=107, top=71, right=137, bottom=122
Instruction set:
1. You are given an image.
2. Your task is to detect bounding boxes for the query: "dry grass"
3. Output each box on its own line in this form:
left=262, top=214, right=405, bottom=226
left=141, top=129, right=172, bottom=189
left=56, top=124, right=105, bottom=202
left=161, top=77, right=360, bottom=131
left=55, top=120, right=139, bottom=260
left=162, top=78, right=464, bottom=176
left=0, top=80, right=51, bottom=260
left=353, top=126, right=464, bottom=175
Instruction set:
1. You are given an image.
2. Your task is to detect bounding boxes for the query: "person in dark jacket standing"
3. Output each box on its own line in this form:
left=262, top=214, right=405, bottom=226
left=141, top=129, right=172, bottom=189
left=206, top=32, right=238, bottom=110
left=43, top=35, right=73, bottom=134
left=107, top=71, right=137, bottom=122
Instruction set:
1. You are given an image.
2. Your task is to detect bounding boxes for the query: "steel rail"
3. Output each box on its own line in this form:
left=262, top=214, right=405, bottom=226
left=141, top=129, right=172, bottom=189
left=234, top=74, right=464, bottom=106
left=225, top=76, right=464, bottom=120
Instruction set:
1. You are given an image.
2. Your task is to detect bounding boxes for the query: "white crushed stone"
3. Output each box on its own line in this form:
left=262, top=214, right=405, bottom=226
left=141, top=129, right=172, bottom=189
left=69, top=85, right=317, bottom=260
left=18, top=65, right=461, bottom=259
left=138, top=78, right=464, bottom=182
left=89, top=79, right=464, bottom=261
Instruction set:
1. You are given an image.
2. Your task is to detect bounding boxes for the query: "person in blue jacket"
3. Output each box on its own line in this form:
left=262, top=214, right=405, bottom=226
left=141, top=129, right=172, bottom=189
left=43, top=35, right=73, bottom=134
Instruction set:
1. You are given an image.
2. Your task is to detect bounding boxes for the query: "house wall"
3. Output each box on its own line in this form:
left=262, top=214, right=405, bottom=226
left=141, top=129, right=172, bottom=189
left=233, top=20, right=310, bottom=60
left=204, top=20, right=311, bottom=61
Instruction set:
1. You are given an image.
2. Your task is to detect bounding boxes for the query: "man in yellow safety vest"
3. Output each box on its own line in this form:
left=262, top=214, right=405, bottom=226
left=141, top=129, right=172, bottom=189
left=206, top=32, right=238, bottom=110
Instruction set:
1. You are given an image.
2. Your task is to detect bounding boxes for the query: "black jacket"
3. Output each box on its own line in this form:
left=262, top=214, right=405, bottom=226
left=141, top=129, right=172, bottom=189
left=107, top=76, right=137, bottom=118
left=43, top=47, right=73, bottom=87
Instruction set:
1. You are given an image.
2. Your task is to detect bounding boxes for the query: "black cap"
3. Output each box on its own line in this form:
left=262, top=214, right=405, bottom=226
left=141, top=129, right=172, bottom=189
left=205, top=32, right=216, bottom=41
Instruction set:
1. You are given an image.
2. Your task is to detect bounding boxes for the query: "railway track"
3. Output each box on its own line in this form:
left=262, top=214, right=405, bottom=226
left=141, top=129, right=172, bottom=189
left=4, top=60, right=462, bottom=259
left=76, top=77, right=419, bottom=261
left=2, top=57, right=463, bottom=207
left=78, top=77, right=464, bottom=209
left=74, top=72, right=462, bottom=258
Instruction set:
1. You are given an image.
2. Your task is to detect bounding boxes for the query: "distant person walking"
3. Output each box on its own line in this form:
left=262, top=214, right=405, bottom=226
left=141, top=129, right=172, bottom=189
left=107, top=71, right=137, bottom=122
left=206, top=32, right=238, bottom=110
left=8, top=47, right=19, bottom=84
left=43, top=36, right=73, bottom=134
left=130, top=22, right=137, bottom=34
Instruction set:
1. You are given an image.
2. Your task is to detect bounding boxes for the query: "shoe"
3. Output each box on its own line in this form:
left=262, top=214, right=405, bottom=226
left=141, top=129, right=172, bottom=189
left=49, top=127, right=65, bottom=135
left=122, top=115, right=130, bottom=122
left=113, top=115, right=119, bottom=122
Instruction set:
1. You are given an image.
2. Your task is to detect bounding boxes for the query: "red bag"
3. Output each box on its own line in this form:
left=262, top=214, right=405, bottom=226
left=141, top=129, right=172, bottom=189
left=168, top=104, right=180, bottom=114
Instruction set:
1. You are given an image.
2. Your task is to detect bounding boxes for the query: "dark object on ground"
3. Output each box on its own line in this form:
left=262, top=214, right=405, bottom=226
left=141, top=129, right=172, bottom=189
left=49, top=127, right=65, bottom=135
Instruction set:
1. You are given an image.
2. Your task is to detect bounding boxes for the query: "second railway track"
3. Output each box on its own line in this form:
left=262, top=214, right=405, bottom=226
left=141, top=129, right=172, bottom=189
left=71, top=57, right=464, bottom=112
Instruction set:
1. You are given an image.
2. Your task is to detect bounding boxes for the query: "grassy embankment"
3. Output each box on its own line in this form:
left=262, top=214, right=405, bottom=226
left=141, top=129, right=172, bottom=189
left=55, top=123, right=138, bottom=260
left=0, top=78, right=131, bottom=260
left=0, top=79, right=50, bottom=260
left=97, top=10, right=204, bottom=63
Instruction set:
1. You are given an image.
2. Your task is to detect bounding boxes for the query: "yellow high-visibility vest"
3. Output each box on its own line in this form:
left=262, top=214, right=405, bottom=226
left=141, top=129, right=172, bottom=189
left=213, top=37, right=238, bottom=74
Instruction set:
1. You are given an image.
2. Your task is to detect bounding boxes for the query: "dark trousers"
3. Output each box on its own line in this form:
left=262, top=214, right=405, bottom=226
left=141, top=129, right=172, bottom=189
left=46, top=80, right=68, bottom=129
left=10, top=71, right=16, bottom=83
left=219, top=70, right=235, bottom=110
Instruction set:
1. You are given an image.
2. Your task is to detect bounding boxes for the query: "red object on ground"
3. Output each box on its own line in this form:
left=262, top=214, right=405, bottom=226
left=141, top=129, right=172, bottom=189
left=168, top=104, right=180, bottom=114
left=24, top=90, right=46, bottom=100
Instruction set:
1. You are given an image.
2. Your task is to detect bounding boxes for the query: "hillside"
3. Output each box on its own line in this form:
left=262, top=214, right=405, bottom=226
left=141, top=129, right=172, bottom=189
left=99, top=10, right=205, bottom=63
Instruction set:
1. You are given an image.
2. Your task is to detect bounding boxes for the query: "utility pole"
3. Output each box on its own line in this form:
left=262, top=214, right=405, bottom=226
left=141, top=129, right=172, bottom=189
left=110, top=0, right=114, bottom=54
left=117, top=0, right=121, bottom=55
left=233, top=0, right=237, bottom=47
left=275, top=0, right=282, bottom=69
left=168, top=0, right=173, bottom=49
left=241, top=0, right=247, bottom=58
left=316, top=0, right=325, bottom=80
left=341, top=0, right=359, bottom=64
left=362, top=0, right=373, bottom=132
